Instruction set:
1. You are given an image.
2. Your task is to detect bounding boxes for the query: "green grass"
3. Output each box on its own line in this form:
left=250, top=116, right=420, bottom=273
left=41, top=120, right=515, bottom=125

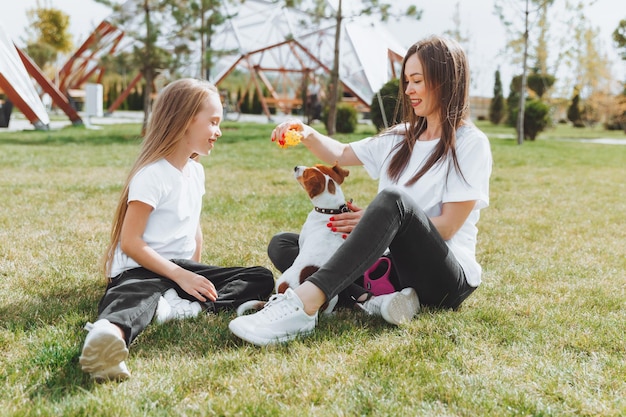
left=0, top=120, right=625, bottom=416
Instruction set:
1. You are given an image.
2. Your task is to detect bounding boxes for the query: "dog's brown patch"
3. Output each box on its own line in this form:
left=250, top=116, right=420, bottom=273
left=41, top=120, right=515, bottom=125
left=316, top=163, right=349, bottom=185
left=302, top=169, right=325, bottom=199
left=277, top=281, right=290, bottom=294
left=299, top=265, right=332, bottom=312
left=299, top=265, right=319, bottom=284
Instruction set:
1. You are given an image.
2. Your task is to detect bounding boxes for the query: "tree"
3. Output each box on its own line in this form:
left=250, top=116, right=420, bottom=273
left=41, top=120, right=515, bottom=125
left=171, top=0, right=240, bottom=80
left=522, top=99, right=550, bottom=140
left=370, top=78, right=401, bottom=132
left=613, top=19, right=626, bottom=61
left=489, top=69, right=505, bottom=125
left=24, top=4, right=73, bottom=70
left=287, top=0, right=420, bottom=135
left=96, top=0, right=192, bottom=130
left=526, top=71, right=555, bottom=99
left=567, top=88, right=584, bottom=127
left=495, top=0, right=558, bottom=143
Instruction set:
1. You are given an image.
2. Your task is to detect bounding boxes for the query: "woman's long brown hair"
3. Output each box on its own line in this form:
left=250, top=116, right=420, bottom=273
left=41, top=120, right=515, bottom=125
left=387, top=36, right=470, bottom=185
left=102, top=78, right=219, bottom=279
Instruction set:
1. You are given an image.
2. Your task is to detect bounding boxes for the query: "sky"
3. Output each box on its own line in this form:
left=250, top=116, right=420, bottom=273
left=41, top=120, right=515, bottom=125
left=1, top=0, right=624, bottom=97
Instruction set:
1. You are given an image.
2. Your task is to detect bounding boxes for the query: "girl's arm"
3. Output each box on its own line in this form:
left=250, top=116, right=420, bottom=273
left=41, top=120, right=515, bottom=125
left=271, top=120, right=363, bottom=166
left=120, top=200, right=217, bottom=301
left=430, top=200, right=476, bottom=240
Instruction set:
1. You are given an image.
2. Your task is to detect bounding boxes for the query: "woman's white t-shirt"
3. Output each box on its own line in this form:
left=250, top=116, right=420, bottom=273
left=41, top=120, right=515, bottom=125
left=350, top=124, right=492, bottom=287
left=109, top=158, right=206, bottom=278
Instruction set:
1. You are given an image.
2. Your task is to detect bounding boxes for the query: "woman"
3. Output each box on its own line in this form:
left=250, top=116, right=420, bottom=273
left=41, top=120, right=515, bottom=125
left=229, top=36, right=492, bottom=346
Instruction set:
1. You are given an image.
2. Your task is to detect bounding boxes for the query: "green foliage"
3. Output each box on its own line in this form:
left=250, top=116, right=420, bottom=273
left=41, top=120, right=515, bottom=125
left=518, top=99, right=551, bottom=140
left=613, top=19, right=626, bottom=61
left=24, top=42, right=57, bottom=69
left=506, top=75, right=522, bottom=126
left=251, top=88, right=263, bottom=115
left=488, top=70, right=505, bottom=125
left=567, top=90, right=584, bottom=127
left=24, top=6, right=73, bottom=69
left=27, top=6, right=73, bottom=53
left=335, top=103, right=358, bottom=133
left=526, top=72, right=556, bottom=98
left=370, top=78, right=402, bottom=132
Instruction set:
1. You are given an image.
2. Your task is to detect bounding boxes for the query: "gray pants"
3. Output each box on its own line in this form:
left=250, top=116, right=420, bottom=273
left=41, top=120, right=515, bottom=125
left=97, top=259, right=274, bottom=345
left=270, top=188, right=476, bottom=310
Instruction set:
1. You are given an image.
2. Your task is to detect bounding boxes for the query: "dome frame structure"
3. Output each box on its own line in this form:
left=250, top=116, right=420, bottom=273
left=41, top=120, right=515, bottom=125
left=211, top=0, right=406, bottom=118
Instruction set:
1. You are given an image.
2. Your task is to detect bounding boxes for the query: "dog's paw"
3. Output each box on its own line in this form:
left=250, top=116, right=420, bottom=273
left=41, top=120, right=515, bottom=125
left=236, top=300, right=266, bottom=316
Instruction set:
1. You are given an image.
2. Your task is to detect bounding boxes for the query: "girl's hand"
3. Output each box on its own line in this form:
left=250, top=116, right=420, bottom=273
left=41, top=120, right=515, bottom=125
left=175, top=269, right=218, bottom=302
left=326, top=200, right=364, bottom=236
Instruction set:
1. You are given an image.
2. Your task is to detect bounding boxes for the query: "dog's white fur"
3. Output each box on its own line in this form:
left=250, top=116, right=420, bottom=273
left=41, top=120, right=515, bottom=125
left=237, top=163, right=349, bottom=316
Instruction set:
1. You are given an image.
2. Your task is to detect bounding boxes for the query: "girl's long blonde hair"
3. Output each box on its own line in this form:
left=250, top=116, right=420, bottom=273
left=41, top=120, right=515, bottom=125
left=103, top=78, right=219, bottom=278
left=388, top=36, right=470, bottom=185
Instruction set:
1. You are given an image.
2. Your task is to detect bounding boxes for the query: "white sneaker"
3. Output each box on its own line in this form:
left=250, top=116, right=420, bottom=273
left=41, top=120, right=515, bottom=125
left=79, top=319, right=130, bottom=382
left=154, top=288, right=203, bottom=324
left=358, top=287, right=420, bottom=325
left=229, top=288, right=317, bottom=346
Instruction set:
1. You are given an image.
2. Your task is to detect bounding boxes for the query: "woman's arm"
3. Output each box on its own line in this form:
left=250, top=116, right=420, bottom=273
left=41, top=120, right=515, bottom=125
left=271, top=120, right=362, bottom=166
left=119, top=201, right=216, bottom=301
left=430, top=200, right=476, bottom=240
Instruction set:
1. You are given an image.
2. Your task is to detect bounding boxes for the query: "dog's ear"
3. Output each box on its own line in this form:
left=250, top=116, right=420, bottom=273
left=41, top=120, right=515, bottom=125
left=327, top=179, right=336, bottom=194
left=317, top=163, right=349, bottom=185
left=330, top=163, right=349, bottom=185
left=302, top=169, right=325, bottom=198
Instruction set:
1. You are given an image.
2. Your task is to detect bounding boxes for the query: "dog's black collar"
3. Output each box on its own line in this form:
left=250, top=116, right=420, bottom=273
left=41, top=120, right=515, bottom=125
left=314, top=204, right=350, bottom=215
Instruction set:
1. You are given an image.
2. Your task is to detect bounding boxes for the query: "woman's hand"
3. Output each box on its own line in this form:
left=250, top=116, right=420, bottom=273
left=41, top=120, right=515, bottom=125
left=271, top=120, right=312, bottom=143
left=173, top=268, right=218, bottom=302
left=326, top=200, right=364, bottom=236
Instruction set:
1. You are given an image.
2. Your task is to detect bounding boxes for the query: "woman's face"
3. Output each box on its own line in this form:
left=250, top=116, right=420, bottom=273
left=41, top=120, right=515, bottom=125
left=185, top=93, right=223, bottom=156
left=403, top=54, right=437, bottom=119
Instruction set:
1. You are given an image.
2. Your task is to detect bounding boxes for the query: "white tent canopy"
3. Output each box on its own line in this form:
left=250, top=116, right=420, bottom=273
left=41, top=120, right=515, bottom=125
left=0, top=21, right=49, bottom=129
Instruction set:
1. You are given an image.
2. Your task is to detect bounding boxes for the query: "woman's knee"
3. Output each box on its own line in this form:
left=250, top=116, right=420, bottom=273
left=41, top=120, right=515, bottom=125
left=267, top=232, right=299, bottom=272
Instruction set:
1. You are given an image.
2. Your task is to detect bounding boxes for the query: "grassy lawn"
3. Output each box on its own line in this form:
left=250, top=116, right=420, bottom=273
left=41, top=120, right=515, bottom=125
left=0, top=119, right=624, bottom=416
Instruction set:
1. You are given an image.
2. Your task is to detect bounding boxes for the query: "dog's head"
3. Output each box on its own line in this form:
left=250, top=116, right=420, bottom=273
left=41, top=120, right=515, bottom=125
left=294, top=163, right=349, bottom=209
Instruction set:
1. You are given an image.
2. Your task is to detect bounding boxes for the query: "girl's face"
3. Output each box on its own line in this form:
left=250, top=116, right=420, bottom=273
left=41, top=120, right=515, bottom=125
left=403, top=54, right=437, bottom=119
left=185, top=93, right=223, bottom=156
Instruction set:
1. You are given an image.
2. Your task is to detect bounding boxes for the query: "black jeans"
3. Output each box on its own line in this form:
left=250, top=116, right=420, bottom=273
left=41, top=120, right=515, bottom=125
left=97, top=259, right=274, bottom=345
left=269, top=188, right=476, bottom=310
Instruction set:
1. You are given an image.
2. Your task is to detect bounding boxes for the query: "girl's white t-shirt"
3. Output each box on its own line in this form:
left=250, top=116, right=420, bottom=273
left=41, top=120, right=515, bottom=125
left=350, top=124, right=492, bottom=287
left=109, top=158, right=206, bottom=278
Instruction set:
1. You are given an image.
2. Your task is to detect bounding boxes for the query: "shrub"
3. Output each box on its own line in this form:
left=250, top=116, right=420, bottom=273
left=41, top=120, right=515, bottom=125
left=489, top=69, right=505, bottom=125
left=567, top=91, right=583, bottom=127
left=522, top=99, right=551, bottom=140
left=335, top=103, right=358, bottom=133
left=370, top=79, right=402, bottom=132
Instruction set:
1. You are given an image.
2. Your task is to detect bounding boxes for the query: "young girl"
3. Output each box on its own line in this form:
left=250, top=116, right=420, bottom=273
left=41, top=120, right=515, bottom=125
left=79, top=78, right=274, bottom=381
left=229, top=36, right=492, bottom=346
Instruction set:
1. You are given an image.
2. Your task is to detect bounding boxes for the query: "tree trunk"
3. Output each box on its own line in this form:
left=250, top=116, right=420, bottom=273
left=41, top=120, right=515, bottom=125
left=326, top=0, right=342, bottom=136
left=517, top=0, right=529, bottom=145
left=142, top=0, right=152, bottom=134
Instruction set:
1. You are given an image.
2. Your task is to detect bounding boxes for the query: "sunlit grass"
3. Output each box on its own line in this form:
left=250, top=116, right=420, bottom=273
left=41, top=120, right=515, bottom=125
left=0, top=120, right=624, bottom=416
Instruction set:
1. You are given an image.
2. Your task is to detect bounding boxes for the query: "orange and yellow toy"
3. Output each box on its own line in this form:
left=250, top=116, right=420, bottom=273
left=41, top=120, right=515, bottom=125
left=272, top=124, right=303, bottom=149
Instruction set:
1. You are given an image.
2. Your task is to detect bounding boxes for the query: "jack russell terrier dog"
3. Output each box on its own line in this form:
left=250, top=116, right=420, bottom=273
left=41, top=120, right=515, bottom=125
left=237, top=163, right=350, bottom=316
